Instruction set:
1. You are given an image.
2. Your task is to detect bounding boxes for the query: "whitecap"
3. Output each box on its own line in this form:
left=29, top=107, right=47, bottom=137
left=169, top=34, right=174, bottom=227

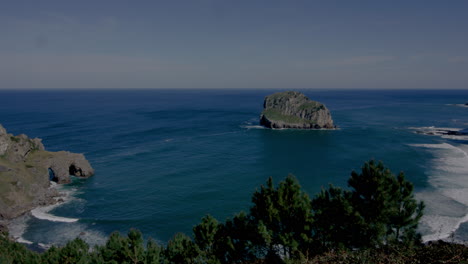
left=411, top=142, right=468, bottom=242
left=241, top=125, right=267, bottom=130
left=31, top=205, right=79, bottom=223
left=7, top=214, right=33, bottom=246
left=31, top=223, right=108, bottom=247
left=447, top=104, right=468, bottom=108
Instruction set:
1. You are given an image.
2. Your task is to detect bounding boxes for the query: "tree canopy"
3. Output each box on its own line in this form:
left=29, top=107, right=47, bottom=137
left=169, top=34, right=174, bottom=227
left=0, top=160, right=436, bottom=264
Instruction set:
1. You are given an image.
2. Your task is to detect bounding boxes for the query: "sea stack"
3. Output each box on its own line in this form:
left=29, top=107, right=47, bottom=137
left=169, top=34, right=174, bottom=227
left=259, top=91, right=335, bottom=129
left=0, top=124, right=94, bottom=221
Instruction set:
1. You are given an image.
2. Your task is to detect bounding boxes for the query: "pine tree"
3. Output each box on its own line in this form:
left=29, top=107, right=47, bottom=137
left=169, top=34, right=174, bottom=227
left=193, top=214, right=220, bottom=263
left=213, top=211, right=258, bottom=264
left=348, top=160, right=424, bottom=247
left=311, top=185, right=365, bottom=251
left=387, top=172, right=424, bottom=245
left=165, top=233, right=198, bottom=264
left=250, top=175, right=314, bottom=259
left=145, top=238, right=162, bottom=264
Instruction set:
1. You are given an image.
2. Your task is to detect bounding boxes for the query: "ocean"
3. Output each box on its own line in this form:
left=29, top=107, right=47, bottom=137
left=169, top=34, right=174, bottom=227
left=1, top=89, right=467, bottom=247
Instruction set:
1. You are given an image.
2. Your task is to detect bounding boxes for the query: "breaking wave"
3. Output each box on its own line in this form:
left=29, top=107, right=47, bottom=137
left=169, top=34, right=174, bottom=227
left=410, top=143, right=468, bottom=243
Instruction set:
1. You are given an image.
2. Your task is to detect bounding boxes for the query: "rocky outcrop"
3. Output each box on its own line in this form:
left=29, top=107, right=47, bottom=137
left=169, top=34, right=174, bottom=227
left=0, top=124, right=94, bottom=220
left=260, top=91, right=335, bottom=129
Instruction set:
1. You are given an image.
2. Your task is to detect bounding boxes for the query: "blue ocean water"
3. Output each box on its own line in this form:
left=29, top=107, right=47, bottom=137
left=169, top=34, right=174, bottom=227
left=1, top=89, right=467, bottom=246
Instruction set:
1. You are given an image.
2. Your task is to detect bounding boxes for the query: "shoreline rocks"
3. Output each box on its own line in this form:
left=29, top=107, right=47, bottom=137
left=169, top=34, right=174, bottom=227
left=0, top=124, right=94, bottom=227
left=259, top=91, right=335, bottom=129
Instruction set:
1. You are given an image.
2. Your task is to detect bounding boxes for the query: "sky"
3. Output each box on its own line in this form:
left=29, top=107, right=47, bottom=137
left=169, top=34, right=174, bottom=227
left=1, top=0, right=468, bottom=89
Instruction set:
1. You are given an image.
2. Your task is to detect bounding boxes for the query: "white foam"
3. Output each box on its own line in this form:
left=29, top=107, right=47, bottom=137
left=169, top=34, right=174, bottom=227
left=409, top=127, right=468, bottom=140
left=38, top=243, right=51, bottom=250
left=7, top=214, right=33, bottom=246
left=411, top=142, right=468, bottom=242
left=241, top=125, right=266, bottom=129
left=441, top=135, right=468, bottom=141
left=17, top=237, right=34, bottom=245
left=31, top=205, right=79, bottom=223
left=448, top=104, right=468, bottom=108
left=421, top=214, right=468, bottom=242
left=36, top=222, right=107, bottom=247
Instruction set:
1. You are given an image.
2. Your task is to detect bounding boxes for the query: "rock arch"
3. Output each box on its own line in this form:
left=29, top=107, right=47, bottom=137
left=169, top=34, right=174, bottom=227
left=69, top=164, right=83, bottom=176
left=48, top=168, right=58, bottom=182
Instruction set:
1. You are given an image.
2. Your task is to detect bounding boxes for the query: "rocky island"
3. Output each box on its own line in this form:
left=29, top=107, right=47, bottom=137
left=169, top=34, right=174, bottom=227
left=0, top=124, right=93, bottom=232
left=260, top=91, right=335, bottom=129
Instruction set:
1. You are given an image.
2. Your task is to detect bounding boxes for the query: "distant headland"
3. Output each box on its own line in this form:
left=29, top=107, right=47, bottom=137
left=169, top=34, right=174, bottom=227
left=259, top=91, right=335, bottom=129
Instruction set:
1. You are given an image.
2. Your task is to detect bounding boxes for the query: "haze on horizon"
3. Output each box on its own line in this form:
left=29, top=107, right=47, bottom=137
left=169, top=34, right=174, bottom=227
left=1, top=0, right=467, bottom=90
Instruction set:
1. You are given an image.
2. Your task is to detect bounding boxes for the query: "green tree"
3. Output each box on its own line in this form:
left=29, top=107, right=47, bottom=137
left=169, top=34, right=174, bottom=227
left=213, top=212, right=258, bottom=264
left=41, top=238, right=89, bottom=264
left=0, top=232, right=41, bottom=264
left=387, top=172, right=424, bottom=245
left=164, top=233, right=198, bottom=264
left=193, top=214, right=220, bottom=263
left=311, top=185, right=364, bottom=251
left=126, top=229, right=146, bottom=264
left=94, top=229, right=146, bottom=264
left=145, top=238, right=163, bottom=264
left=250, top=175, right=314, bottom=259
left=348, top=160, right=424, bottom=247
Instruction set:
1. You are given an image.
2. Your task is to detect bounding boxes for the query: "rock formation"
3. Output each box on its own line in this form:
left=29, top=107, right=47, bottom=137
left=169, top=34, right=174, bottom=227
left=259, top=91, right=335, bottom=129
left=0, top=124, right=94, bottom=220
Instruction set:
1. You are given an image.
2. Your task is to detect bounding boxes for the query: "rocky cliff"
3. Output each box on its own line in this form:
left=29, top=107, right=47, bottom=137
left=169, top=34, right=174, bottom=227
left=0, top=124, right=94, bottom=221
left=259, top=91, right=335, bottom=129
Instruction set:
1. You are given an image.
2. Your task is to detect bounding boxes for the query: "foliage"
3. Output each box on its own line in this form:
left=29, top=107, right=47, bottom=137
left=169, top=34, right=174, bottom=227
left=262, top=109, right=315, bottom=124
left=214, top=211, right=259, bottom=263
left=348, top=160, right=424, bottom=247
left=164, top=233, right=198, bottom=263
left=312, top=160, right=425, bottom=250
left=311, top=184, right=364, bottom=251
left=250, top=175, right=313, bottom=259
left=0, top=160, right=459, bottom=264
left=193, top=215, right=220, bottom=263
left=0, top=232, right=41, bottom=264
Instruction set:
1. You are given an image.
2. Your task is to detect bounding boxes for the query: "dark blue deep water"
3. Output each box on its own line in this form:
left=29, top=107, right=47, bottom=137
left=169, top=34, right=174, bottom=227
left=1, top=89, right=467, bottom=246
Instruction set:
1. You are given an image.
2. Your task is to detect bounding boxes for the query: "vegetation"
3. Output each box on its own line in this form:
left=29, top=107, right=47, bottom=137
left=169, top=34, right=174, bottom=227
left=262, top=109, right=315, bottom=124
left=9, top=136, right=20, bottom=143
left=1, top=160, right=467, bottom=263
left=297, top=101, right=324, bottom=111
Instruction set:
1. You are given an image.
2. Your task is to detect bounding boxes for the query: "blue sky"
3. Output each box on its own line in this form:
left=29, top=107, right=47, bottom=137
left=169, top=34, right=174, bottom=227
left=1, top=0, right=467, bottom=89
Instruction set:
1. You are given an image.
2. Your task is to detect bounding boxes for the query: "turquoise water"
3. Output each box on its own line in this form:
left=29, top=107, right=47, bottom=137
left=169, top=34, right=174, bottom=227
left=1, top=89, right=467, bottom=246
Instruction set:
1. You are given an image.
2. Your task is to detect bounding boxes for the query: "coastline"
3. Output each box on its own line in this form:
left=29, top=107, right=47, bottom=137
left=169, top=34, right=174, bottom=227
left=3, top=180, right=81, bottom=251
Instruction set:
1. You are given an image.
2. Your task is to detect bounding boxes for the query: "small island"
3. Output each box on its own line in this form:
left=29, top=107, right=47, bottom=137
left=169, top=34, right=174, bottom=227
left=259, top=91, right=335, bottom=129
left=0, top=124, right=94, bottom=232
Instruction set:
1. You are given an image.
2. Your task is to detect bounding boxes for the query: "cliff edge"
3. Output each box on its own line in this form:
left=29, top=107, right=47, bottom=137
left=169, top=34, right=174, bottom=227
left=259, top=91, right=335, bottom=129
left=0, top=124, right=94, bottom=221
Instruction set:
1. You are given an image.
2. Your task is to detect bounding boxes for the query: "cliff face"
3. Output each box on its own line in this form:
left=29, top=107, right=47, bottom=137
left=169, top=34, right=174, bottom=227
left=0, top=124, right=94, bottom=220
left=260, top=91, right=335, bottom=129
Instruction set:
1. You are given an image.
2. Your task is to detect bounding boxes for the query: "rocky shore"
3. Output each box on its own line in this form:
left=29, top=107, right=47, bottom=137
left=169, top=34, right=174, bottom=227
left=260, top=91, right=335, bottom=129
left=0, top=124, right=94, bottom=233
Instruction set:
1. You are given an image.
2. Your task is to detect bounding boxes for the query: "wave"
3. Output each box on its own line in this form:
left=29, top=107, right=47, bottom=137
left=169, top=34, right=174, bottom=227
left=9, top=182, right=87, bottom=249
left=8, top=214, right=34, bottom=245
left=241, top=125, right=267, bottom=130
left=409, top=126, right=468, bottom=143
left=31, top=205, right=79, bottom=223
left=410, top=143, right=468, bottom=242
left=31, top=184, right=82, bottom=223
left=447, top=103, right=468, bottom=108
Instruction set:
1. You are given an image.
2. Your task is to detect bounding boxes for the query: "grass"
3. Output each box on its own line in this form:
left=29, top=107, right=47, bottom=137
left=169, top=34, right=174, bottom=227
left=298, top=101, right=325, bottom=111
